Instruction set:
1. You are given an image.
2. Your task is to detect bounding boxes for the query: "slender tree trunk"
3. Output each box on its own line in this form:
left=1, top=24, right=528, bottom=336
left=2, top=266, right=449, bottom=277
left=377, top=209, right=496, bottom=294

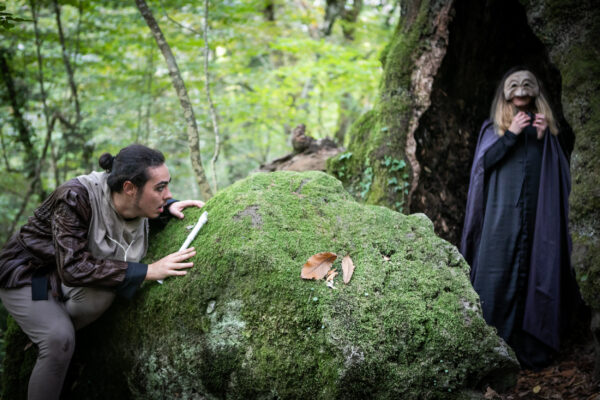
left=263, top=0, right=275, bottom=21
left=53, top=0, right=81, bottom=124
left=340, top=0, right=362, bottom=40
left=0, top=125, right=18, bottom=173
left=334, top=92, right=357, bottom=145
left=144, top=43, right=155, bottom=142
left=8, top=1, right=56, bottom=238
left=322, top=0, right=341, bottom=36
left=135, top=0, right=213, bottom=200
left=50, top=141, right=60, bottom=188
left=135, top=99, right=143, bottom=143
left=0, top=48, right=37, bottom=177
left=321, top=0, right=363, bottom=39
left=204, top=0, right=220, bottom=192
left=74, top=0, right=83, bottom=66
left=53, top=0, right=93, bottom=172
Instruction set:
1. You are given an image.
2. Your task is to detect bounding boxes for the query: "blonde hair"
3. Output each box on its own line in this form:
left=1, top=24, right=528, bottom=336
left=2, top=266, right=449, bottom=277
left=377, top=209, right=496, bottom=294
left=490, top=69, right=559, bottom=136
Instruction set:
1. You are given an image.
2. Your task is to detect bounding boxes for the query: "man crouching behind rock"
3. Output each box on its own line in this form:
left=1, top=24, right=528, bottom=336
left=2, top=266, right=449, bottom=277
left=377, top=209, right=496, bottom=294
left=0, top=144, right=203, bottom=400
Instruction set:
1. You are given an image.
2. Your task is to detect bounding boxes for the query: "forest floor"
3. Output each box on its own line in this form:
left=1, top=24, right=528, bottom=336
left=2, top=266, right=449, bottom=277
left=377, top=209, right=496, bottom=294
left=491, top=330, right=599, bottom=400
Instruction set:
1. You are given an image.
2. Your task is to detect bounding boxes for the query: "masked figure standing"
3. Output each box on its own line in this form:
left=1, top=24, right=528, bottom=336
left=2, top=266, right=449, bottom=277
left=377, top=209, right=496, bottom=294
left=0, top=144, right=204, bottom=399
left=461, top=67, right=581, bottom=369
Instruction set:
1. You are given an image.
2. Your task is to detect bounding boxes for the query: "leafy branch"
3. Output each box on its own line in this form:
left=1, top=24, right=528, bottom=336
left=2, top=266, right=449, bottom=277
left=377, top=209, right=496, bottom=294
left=0, top=4, right=31, bottom=31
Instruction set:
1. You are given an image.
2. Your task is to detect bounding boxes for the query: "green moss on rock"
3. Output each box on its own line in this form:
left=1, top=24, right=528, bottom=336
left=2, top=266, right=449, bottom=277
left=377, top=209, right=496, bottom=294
left=0, top=171, right=518, bottom=399
left=1, top=317, right=36, bottom=400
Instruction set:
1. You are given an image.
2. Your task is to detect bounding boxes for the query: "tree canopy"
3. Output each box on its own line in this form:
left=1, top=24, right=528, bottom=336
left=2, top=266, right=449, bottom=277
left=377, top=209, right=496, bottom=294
left=0, top=0, right=398, bottom=244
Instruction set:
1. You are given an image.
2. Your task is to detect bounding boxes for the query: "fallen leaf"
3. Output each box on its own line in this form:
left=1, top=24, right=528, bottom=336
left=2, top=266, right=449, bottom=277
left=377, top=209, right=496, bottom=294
left=532, top=385, right=541, bottom=394
left=301, top=252, right=337, bottom=280
left=326, top=269, right=338, bottom=281
left=342, top=255, right=355, bottom=284
left=484, top=386, right=499, bottom=399
left=559, top=368, right=576, bottom=378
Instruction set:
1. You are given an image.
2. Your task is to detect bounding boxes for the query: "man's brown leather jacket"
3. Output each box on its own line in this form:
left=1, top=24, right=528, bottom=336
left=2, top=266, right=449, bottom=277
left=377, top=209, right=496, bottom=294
left=0, top=179, right=148, bottom=300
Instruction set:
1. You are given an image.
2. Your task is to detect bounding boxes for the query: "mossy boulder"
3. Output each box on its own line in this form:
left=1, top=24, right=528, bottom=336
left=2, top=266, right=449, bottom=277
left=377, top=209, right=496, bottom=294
left=3, top=171, right=518, bottom=399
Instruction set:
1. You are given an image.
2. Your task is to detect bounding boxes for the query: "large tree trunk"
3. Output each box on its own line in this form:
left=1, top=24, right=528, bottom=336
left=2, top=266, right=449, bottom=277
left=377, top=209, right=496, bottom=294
left=328, top=0, right=599, bottom=377
left=135, top=0, right=213, bottom=200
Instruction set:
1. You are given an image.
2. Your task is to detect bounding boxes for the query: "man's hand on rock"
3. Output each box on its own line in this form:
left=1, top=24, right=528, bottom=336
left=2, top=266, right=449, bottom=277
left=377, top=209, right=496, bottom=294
left=169, top=200, right=205, bottom=219
left=145, top=247, right=196, bottom=281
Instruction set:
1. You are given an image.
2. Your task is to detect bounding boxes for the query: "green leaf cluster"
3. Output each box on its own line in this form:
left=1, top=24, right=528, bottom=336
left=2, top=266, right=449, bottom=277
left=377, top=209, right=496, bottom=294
left=0, top=4, right=30, bottom=31
left=0, top=0, right=398, bottom=242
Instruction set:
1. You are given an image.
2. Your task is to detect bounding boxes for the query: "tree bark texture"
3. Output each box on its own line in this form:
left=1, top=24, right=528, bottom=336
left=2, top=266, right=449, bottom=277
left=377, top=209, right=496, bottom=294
left=135, top=0, right=213, bottom=200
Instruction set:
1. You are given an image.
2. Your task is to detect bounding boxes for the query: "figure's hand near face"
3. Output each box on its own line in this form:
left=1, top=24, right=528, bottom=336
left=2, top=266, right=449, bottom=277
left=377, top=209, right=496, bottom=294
left=532, top=113, right=548, bottom=140
left=145, top=247, right=196, bottom=280
left=168, top=200, right=205, bottom=219
left=508, top=111, right=531, bottom=135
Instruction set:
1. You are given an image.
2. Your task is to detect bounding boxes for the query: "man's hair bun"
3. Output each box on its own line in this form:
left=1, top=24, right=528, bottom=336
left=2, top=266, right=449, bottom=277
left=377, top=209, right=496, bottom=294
left=98, top=152, right=115, bottom=171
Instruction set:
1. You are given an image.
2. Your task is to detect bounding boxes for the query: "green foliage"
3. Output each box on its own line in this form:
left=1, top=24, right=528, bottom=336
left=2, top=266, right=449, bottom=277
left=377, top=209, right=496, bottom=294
left=0, top=0, right=398, bottom=244
left=334, top=151, right=352, bottom=178
left=0, top=4, right=30, bottom=31
left=359, top=163, right=373, bottom=199
left=380, top=155, right=409, bottom=211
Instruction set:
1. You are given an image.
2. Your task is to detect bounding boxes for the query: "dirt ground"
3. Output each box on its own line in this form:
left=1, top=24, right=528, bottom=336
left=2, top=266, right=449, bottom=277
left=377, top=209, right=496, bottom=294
left=488, top=330, right=599, bottom=400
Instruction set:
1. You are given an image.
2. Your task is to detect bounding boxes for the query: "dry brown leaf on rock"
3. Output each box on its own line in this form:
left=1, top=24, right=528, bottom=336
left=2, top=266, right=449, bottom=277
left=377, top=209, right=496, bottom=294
left=326, top=269, right=338, bottom=281
left=483, top=386, right=500, bottom=399
left=326, top=269, right=338, bottom=289
left=342, top=255, right=355, bottom=284
left=300, top=252, right=337, bottom=280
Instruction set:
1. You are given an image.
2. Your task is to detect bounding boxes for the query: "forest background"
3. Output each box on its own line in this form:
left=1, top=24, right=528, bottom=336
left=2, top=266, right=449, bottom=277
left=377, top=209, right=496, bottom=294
left=1, top=1, right=599, bottom=397
left=0, top=0, right=398, bottom=246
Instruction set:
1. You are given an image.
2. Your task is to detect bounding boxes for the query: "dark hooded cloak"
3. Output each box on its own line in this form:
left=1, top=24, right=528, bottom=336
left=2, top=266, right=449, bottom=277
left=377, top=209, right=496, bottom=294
left=461, top=120, right=580, bottom=367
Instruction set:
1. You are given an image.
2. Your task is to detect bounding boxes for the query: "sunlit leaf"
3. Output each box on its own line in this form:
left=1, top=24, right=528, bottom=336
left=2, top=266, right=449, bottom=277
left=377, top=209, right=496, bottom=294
left=342, top=255, right=355, bottom=284
left=300, top=252, right=337, bottom=280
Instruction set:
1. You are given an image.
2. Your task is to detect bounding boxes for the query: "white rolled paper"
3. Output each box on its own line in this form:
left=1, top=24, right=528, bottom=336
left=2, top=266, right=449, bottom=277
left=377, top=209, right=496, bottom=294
left=179, top=211, right=208, bottom=251
left=158, top=211, right=208, bottom=284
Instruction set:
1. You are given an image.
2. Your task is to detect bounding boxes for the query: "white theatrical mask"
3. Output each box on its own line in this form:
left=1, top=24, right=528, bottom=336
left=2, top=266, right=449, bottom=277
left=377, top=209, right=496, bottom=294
left=503, top=70, right=540, bottom=100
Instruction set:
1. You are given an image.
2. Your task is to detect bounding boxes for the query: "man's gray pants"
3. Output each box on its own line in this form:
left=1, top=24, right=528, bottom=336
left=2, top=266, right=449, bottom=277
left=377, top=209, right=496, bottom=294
left=0, top=285, right=115, bottom=400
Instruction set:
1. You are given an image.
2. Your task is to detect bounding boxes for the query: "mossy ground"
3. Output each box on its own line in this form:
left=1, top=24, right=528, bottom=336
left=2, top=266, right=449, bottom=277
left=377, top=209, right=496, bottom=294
left=0, top=171, right=516, bottom=399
